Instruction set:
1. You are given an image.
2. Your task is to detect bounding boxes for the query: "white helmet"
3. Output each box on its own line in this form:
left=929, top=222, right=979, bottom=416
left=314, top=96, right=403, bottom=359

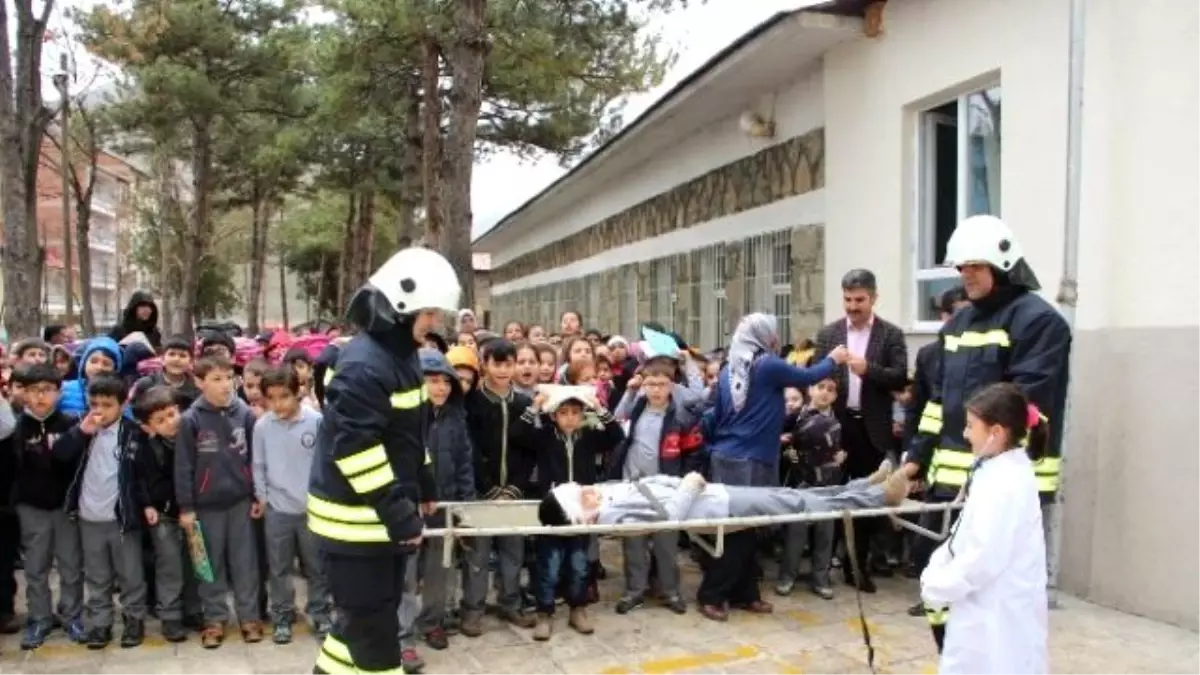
left=943, top=214, right=1025, bottom=272
left=368, top=246, right=462, bottom=314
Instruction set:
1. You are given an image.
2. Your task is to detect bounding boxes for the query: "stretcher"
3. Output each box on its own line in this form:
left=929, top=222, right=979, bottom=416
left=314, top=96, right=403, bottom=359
left=423, top=498, right=962, bottom=570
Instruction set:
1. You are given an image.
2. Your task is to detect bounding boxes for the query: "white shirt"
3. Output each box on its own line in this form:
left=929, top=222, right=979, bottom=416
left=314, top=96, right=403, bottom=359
left=845, top=316, right=873, bottom=409
left=921, top=450, right=1048, bottom=674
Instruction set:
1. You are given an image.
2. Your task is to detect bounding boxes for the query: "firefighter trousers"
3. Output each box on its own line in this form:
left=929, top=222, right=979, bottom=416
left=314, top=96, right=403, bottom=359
left=314, top=551, right=408, bottom=675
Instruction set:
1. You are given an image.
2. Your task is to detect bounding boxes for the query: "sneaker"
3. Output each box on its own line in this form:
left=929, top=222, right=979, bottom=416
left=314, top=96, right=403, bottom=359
left=423, top=627, right=449, bottom=650
left=907, top=601, right=927, bottom=617
left=66, top=617, right=87, bottom=643
left=459, top=610, right=484, bottom=637
left=120, top=617, right=145, bottom=648
left=811, top=584, right=834, bottom=600
left=442, top=609, right=460, bottom=636
left=86, top=625, right=113, bottom=650
left=272, top=616, right=293, bottom=645
left=401, top=647, right=425, bottom=674
left=20, top=620, right=52, bottom=650
left=663, top=595, right=687, bottom=615
left=775, top=579, right=795, bottom=596
left=201, top=623, right=225, bottom=649
left=568, top=607, right=593, bottom=635
left=240, top=621, right=265, bottom=643
left=311, top=614, right=333, bottom=639
left=500, top=608, right=536, bottom=629
left=162, top=619, right=188, bottom=643
left=532, top=613, right=552, bottom=642
left=615, top=594, right=644, bottom=615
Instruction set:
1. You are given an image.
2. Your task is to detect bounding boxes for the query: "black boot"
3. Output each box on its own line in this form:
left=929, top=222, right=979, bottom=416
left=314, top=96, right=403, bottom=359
left=120, top=616, right=145, bottom=648
left=86, top=625, right=113, bottom=650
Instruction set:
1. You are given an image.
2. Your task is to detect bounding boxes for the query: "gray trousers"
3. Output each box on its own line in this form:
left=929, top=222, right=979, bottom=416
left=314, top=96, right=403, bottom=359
left=779, top=520, right=835, bottom=587
left=149, top=520, right=202, bottom=621
left=79, top=520, right=148, bottom=629
left=622, top=532, right=680, bottom=597
left=461, top=535, right=523, bottom=614
left=265, top=508, right=331, bottom=619
left=723, top=477, right=885, bottom=517
left=196, top=501, right=260, bottom=624
left=17, top=505, right=84, bottom=624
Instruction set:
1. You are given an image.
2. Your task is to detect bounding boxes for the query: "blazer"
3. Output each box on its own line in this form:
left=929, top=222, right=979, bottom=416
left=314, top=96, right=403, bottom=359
left=813, top=315, right=908, bottom=456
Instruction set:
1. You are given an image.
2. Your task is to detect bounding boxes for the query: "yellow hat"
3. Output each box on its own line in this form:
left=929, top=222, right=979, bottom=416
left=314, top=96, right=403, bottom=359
left=446, top=345, right=480, bottom=373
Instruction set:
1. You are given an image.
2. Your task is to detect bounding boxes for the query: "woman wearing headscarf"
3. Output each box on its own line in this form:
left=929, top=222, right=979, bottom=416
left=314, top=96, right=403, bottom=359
left=696, top=313, right=849, bottom=622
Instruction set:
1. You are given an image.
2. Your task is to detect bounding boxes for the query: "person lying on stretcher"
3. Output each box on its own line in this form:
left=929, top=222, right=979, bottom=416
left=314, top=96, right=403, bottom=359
left=538, top=462, right=910, bottom=527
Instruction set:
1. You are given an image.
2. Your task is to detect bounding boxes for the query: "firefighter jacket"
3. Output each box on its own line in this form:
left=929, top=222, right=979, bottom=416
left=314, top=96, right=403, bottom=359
left=306, top=325, right=437, bottom=555
left=465, top=386, right=534, bottom=500
left=909, top=287, right=1071, bottom=501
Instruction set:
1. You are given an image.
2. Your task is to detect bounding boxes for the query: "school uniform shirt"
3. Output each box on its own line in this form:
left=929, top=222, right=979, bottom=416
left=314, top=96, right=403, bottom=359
left=252, top=407, right=323, bottom=515
left=78, top=423, right=121, bottom=522
left=921, top=449, right=1048, bottom=674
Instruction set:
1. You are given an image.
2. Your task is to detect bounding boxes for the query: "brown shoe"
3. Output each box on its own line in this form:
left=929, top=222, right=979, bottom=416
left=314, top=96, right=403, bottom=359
left=502, top=609, right=536, bottom=629
left=532, top=613, right=552, bottom=642
left=568, top=607, right=593, bottom=635
left=883, top=471, right=910, bottom=506
left=699, top=604, right=728, bottom=622
left=240, top=621, right=264, bottom=643
left=200, top=624, right=225, bottom=649
left=733, top=600, right=774, bottom=614
left=459, top=611, right=484, bottom=638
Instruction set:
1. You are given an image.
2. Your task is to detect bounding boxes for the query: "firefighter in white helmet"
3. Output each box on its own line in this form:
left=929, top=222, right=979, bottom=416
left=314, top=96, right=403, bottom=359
left=308, top=246, right=460, bottom=675
left=901, top=215, right=1071, bottom=656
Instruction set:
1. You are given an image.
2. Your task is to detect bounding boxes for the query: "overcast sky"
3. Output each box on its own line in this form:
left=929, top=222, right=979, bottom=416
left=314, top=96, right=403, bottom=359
left=42, top=0, right=819, bottom=239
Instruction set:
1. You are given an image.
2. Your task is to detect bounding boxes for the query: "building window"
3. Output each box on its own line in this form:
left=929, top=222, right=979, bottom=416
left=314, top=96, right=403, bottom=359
left=915, top=85, right=1001, bottom=326
left=649, top=257, right=675, bottom=331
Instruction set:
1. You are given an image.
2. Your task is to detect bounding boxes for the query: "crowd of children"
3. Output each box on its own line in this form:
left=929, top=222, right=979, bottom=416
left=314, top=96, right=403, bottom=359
left=0, top=307, right=926, bottom=673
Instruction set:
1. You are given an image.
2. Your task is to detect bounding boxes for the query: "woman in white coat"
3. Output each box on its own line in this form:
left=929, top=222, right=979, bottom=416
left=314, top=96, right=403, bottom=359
left=920, top=382, right=1049, bottom=674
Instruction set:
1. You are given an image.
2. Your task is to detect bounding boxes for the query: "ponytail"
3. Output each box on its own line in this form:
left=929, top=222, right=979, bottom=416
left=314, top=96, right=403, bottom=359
left=965, top=382, right=1049, bottom=460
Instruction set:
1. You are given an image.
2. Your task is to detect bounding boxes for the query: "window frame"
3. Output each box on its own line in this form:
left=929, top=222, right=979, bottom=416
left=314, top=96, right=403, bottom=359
left=910, top=82, right=1001, bottom=333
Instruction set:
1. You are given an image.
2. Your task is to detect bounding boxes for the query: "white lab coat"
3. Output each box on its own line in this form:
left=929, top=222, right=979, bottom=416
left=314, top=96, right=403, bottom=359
left=921, top=449, right=1048, bottom=674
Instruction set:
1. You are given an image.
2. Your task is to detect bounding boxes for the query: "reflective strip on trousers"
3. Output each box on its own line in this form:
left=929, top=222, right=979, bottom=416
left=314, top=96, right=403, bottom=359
left=317, top=634, right=406, bottom=674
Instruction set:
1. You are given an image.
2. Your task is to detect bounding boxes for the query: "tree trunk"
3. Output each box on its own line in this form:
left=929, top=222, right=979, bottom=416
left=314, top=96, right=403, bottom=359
left=353, top=188, right=376, bottom=289
left=420, top=34, right=444, bottom=249
left=246, top=187, right=270, bottom=334
left=336, top=192, right=357, bottom=315
left=75, top=199, right=97, bottom=335
left=176, top=121, right=213, bottom=341
left=315, top=251, right=326, bottom=322
left=442, top=0, right=488, bottom=310
left=278, top=250, right=289, bottom=331
left=155, top=153, right=174, bottom=336
left=0, top=0, right=54, bottom=339
left=398, top=70, right=422, bottom=247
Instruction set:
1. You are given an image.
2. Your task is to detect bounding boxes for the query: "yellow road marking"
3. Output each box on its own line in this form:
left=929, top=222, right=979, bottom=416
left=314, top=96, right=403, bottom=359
left=783, top=609, right=822, bottom=627
left=623, top=645, right=761, bottom=675
left=26, top=636, right=171, bottom=658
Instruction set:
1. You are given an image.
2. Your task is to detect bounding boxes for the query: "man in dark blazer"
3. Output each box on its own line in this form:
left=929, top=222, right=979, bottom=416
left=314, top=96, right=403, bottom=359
left=814, top=268, right=909, bottom=592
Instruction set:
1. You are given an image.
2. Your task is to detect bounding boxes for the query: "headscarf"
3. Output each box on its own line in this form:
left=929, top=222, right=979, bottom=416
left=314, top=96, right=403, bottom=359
left=728, top=313, right=779, bottom=412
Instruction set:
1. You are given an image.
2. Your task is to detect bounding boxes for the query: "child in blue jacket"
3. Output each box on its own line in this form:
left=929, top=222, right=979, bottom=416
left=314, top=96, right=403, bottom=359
left=59, top=337, right=123, bottom=416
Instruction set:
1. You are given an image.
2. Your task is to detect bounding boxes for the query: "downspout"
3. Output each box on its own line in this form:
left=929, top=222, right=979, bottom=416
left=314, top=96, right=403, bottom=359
left=1047, top=0, right=1086, bottom=606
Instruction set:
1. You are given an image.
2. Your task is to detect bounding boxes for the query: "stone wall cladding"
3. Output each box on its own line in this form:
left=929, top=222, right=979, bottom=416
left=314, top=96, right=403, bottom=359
left=491, top=224, right=826, bottom=349
left=490, top=128, right=825, bottom=286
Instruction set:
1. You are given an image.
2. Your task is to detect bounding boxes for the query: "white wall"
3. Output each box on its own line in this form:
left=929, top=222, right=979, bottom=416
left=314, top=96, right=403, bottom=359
left=1075, top=0, right=1199, bottom=332
left=491, top=66, right=826, bottom=269
left=823, top=0, right=1070, bottom=329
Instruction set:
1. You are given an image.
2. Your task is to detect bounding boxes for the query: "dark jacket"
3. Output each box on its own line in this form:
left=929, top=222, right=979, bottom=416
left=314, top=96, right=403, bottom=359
left=134, top=433, right=180, bottom=519
left=313, top=342, right=341, bottom=407
left=515, top=404, right=624, bottom=496
left=174, top=395, right=258, bottom=512
left=307, top=288, right=437, bottom=555
left=606, top=396, right=706, bottom=481
left=420, top=350, right=475, bottom=527
left=465, top=385, right=534, bottom=500
left=130, top=370, right=202, bottom=412
left=910, top=287, right=1071, bottom=500
left=904, top=339, right=940, bottom=462
left=109, top=290, right=162, bottom=351
left=55, top=417, right=144, bottom=531
left=9, top=410, right=80, bottom=510
left=813, top=316, right=908, bottom=464
left=783, top=406, right=843, bottom=488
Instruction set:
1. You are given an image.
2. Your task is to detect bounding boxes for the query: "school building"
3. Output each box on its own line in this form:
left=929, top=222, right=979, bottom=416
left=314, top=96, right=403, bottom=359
left=472, top=0, right=1198, bottom=628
